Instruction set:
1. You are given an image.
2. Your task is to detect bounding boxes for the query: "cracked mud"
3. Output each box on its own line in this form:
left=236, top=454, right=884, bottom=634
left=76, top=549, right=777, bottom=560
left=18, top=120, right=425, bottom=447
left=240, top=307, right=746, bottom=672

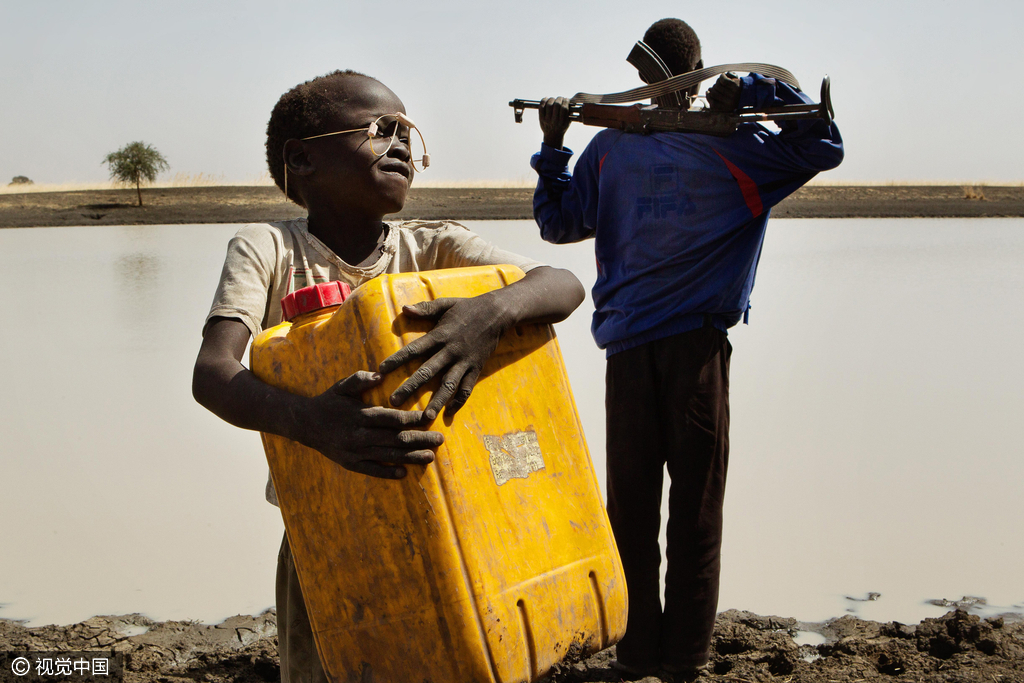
left=3, top=608, right=1022, bottom=682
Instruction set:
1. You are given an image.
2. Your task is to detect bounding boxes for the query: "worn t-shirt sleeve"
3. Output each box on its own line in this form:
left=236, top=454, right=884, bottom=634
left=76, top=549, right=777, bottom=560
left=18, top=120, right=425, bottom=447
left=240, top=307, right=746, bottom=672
left=420, top=222, right=545, bottom=273
left=205, top=224, right=280, bottom=339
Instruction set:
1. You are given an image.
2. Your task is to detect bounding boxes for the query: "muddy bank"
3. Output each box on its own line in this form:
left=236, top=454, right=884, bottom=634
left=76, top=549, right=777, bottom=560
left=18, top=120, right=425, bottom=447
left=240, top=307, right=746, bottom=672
left=769, top=185, right=1024, bottom=219
left=2, top=608, right=1021, bottom=683
left=1, top=185, right=1023, bottom=228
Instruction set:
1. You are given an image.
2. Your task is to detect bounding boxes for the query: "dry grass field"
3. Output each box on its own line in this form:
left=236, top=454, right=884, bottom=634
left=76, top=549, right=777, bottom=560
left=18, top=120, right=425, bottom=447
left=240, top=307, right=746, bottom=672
left=2, top=180, right=1023, bottom=228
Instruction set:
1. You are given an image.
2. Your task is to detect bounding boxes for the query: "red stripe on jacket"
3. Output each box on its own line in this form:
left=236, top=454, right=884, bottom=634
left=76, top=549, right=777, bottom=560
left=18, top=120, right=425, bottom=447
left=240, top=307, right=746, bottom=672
left=714, top=149, right=763, bottom=217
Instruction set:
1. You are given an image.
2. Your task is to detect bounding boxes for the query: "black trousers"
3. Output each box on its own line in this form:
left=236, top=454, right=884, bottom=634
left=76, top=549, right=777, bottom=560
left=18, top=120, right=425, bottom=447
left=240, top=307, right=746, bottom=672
left=606, top=325, right=731, bottom=669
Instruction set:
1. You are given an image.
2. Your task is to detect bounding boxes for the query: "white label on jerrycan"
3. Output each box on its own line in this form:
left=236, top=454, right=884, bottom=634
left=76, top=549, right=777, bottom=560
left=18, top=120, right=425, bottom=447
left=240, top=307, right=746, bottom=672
left=483, top=429, right=546, bottom=485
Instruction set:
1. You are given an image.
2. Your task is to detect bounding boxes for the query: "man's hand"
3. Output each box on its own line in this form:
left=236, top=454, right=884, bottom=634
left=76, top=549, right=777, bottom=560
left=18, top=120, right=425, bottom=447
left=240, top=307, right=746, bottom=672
left=706, top=72, right=742, bottom=113
left=378, top=295, right=509, bottom=420
left=300, top=371, right=443, bottom=479
left=539, top=96, right=572, bottom=150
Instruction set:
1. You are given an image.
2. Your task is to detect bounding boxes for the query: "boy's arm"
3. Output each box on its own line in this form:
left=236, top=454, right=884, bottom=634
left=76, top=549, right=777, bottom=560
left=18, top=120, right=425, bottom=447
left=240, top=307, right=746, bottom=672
left=377, top=265, right=585, bottom=419
left=193, top=317, right=442, bottom=479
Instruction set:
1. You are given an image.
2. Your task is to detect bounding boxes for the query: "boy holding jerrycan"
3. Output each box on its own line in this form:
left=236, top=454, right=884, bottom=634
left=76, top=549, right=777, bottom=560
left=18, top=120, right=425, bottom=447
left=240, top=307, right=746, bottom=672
left=193, top=70, right=623, bottom=683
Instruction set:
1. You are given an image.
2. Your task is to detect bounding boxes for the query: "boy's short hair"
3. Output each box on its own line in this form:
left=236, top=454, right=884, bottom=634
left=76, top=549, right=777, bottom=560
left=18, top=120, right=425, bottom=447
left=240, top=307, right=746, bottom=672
left=643, top=18, right=702, bottom=76
left=265, top=69, right=377, bottom=206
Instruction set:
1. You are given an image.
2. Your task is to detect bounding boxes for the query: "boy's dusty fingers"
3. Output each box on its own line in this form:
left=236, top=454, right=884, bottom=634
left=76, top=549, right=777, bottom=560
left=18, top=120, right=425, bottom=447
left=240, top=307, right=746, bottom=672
left=400, top=298, right=459, bottom=320
left=334, top=446, right=436, bottom=479
left=388, top=351, right=450, bottom=406
left=359, top=405, right=429, bottom=428
left=363, top=427, right=443, bottom=450
left=363, top=447, right=436, bottom=465
left=423, top=363, right=470, bottom=420
left=445, top=367, right=482, bottom=416
left=379, top=334, right=440, bottom=375
left=396, top=430, right=444, bottom=450
left=331, top=370, right=384, bottom=396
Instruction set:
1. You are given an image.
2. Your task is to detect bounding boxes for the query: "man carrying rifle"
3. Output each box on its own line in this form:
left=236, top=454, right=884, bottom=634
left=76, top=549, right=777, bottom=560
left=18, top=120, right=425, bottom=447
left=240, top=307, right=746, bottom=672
left=529, top=18, right=844, bottom=680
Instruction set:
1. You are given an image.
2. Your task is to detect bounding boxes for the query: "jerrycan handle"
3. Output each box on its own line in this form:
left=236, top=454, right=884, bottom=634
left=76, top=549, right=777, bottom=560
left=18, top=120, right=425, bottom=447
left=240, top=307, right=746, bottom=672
left=281, top=281, right=351, bottom=321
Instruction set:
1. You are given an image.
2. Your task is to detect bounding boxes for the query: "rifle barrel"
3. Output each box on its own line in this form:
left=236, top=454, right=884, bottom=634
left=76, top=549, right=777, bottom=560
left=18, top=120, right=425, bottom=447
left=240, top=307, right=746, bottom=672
left=509, top=99, right=583, bottom=124
left=510, top=77, right=833, bottom=130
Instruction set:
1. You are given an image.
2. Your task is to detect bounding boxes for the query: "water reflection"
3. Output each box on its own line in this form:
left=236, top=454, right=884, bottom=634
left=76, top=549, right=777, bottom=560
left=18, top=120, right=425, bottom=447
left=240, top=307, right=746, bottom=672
left=0, top=220, right=1021, bottom=627
left=114, top=253, right=162, bottom=293
left=113, top=252, right=163, bottom=348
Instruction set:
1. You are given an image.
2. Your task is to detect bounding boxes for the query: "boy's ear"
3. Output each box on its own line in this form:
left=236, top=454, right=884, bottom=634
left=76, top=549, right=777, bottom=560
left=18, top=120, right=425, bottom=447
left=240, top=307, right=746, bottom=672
left=283, top=139, right=315, bottom=177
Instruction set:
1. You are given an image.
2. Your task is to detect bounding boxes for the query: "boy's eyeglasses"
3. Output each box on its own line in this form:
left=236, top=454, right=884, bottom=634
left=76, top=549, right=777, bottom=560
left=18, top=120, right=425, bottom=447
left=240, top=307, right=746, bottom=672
left=302, top=113, right=431, bottom=173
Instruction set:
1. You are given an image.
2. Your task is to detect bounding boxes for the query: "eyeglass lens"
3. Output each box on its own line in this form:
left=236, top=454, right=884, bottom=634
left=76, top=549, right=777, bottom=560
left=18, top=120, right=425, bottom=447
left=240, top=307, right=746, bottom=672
left=367, top=115, right=427, bottom=172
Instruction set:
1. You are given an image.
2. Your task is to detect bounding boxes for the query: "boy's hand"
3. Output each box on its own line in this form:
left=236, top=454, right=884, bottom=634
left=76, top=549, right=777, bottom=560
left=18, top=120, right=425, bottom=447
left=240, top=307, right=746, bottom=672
left=539, top=96, right=572, bottom=150
left=302, top=371, right=443, bottom=479
left=378, top=296, right=508, bottom=420
left=707, top=72, right=742, bottom=112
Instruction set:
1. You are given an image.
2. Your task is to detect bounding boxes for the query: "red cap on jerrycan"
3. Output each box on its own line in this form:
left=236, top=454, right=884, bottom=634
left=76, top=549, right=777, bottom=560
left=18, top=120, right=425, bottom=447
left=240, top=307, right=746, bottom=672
left=281, top=281, right=351, bottom=321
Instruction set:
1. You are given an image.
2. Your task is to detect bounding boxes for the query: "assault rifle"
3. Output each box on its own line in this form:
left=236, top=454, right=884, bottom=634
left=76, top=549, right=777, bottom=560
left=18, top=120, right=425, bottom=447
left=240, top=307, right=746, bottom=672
left=509, top=42, right=834, bottom=137
left=509, top=76, right=833, bottom=137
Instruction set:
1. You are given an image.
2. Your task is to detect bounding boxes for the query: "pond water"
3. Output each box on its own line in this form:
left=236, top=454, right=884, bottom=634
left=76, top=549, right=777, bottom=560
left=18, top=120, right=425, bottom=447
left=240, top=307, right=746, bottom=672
left=0, top=218, right=1021, bottom=627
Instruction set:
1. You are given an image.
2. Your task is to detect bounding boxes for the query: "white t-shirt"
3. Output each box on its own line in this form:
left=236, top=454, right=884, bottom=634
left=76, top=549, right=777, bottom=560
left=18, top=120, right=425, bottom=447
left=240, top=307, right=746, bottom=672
left=206, top=217, right=544, bottom=339
left=205, top=217, right=545, bottom=504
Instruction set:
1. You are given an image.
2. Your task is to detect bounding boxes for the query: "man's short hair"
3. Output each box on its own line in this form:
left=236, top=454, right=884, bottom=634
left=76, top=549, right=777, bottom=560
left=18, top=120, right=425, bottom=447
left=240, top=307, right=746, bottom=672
left=643, top=19, right=702, bottom=76
left=265, top=70, right=375, bottom=204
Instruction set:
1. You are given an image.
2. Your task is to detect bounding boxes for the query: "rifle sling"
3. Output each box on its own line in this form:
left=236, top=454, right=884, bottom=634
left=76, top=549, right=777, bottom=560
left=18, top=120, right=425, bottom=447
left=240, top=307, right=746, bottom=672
left=570, top=63, right=800, bottom=104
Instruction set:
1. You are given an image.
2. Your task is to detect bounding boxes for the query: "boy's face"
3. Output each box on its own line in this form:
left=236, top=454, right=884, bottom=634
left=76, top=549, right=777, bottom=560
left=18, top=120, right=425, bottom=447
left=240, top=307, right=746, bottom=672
left=303, top=77, right=414, bottom=216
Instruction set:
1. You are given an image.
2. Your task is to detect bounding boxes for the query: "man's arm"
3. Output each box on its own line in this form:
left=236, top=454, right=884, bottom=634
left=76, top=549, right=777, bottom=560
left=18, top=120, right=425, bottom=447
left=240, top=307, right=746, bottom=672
left=378, top=265, right=585, bottom=419
left=530, top=97, right=603, bottom=245
left=700, top=73, right=844, bottom=211
left=738, top=73, right=844, bottom=173
left=192, top=317, right=443, bottom=479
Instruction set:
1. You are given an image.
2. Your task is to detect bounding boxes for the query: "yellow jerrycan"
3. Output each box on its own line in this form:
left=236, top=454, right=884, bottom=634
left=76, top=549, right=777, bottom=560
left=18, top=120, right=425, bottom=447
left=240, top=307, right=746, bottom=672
left=250, top=265, right=626, bottom=683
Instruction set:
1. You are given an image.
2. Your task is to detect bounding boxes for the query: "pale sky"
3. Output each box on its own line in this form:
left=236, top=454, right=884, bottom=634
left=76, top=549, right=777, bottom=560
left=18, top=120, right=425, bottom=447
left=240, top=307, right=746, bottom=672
left=1, top=0, right=1021, bottom=186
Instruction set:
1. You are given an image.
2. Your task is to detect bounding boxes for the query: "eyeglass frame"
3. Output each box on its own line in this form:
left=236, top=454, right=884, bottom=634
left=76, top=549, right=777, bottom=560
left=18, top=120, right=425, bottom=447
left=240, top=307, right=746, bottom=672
left=302, top=112, right=429, bottom=168
left=283, top=112, right=430, bottom=199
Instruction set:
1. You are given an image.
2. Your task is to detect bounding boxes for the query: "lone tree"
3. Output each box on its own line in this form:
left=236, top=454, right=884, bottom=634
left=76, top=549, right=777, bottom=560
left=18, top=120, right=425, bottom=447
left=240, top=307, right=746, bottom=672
left=103, top=141, right=169, bottom=207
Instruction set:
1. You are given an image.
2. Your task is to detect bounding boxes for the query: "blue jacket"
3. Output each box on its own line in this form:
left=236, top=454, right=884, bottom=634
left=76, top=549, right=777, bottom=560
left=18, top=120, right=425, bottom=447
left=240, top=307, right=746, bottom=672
left=532, top=74, right=844, bottom=356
